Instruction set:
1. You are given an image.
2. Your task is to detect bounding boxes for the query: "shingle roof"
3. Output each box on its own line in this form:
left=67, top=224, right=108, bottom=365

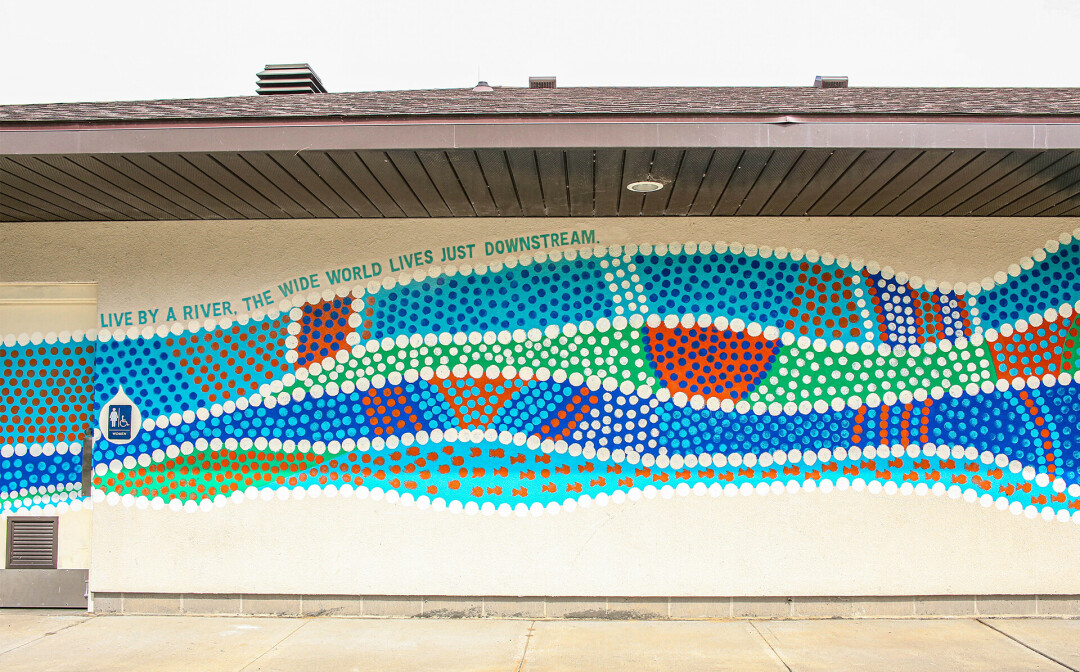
left=3, top=86, right=1080, bottom=123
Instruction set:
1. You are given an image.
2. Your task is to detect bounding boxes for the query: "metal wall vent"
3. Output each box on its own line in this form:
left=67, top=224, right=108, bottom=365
left=6, top=517, right=58, bottom=569
left=257, top=63, right=328, bottom=95
left=529, top=76, right=556, bottom=89
left=814, top=75, right=849, bottom=88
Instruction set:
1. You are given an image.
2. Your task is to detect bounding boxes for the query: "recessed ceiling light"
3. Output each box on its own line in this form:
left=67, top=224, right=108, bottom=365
left=626, top=181, right=664, bottom=193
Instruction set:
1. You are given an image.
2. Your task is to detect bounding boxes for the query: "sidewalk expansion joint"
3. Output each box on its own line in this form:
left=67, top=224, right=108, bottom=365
left=749, top=621, right=793, bottom=672
left=976, top=618, right=1079, bottom=672
left=0, top=616, right=90, bottom=658
left=236, top=617, right=312, bottom=672
left=515, top=620, right=537, bottom=672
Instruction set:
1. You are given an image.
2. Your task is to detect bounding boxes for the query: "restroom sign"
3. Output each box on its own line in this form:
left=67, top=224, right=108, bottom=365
left=107, top=404, right=132, bottom=441
left=98, top=387, right=141, bottom=445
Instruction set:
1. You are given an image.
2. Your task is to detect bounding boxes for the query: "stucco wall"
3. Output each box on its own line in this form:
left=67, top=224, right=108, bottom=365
left=0, top=217, right=1073, bottom=319
left=3, top=217, right=1080, bottom=596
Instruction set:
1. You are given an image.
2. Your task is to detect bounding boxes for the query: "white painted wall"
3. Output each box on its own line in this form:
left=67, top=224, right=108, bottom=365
left=3, top=217, right=1079, bottom=595
left=89, top=493, right=1080, bottom=596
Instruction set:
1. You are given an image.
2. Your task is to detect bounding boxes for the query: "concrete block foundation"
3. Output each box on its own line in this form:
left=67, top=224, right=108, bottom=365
left=88, top=593, right=1080, bottom=619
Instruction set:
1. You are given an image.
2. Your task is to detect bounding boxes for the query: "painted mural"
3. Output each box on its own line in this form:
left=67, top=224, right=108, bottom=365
left=3, top=230, right=1080, bottom=524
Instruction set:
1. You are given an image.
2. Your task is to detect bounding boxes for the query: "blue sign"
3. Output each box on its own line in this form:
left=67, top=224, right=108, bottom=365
left=107, top=404, right=133, bottom=441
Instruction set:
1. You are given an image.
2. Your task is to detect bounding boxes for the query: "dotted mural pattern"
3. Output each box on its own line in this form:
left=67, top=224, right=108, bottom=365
left=975, top=238, right=1080, bottom=327
left=643, top=324, right=780, bottom=401
left=988, top=313, right=1073, bottom=380
left=291, top=297, right=354, bottom=368
left=788, top=265, right=864, bottom=339
left=95, top=316, right=290, bottom=419
left=1, top=342, right=93, bottom=446
left=6, top=232, right=1080, bottom=521
left=367, top=258, right=616, bottom=339
left=864, top=272, right=972, bottom=345
left=0, top=339, right=91, bottom=511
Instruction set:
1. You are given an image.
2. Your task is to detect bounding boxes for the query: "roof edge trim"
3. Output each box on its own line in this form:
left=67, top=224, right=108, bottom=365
left=3, top=118, right=1080, bottom=155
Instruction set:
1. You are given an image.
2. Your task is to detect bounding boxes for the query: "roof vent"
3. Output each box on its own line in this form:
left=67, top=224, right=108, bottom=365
left=257, top=64, right=327, bottom=95
left=814, top=75, right=849, bottom=89
left=529, top=76, right=556, bottom=89
left=472, top=80, right=494, bottom=92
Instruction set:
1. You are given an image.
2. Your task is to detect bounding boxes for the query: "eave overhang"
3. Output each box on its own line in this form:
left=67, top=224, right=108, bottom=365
left=3, top=113, right=1080, bottom=221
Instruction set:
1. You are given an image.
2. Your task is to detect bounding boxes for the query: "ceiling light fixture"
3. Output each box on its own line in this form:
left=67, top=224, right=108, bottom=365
left=626, top=181, right=664, bottom=193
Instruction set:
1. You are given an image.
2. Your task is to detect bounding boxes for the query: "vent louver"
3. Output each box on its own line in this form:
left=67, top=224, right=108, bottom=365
left=529, top=76, right=556, bottom=89
left=6, top=517, right=58, bottom=569
left=257, top=64, right=328, bottom=95
left=814, top=75, right=849, bottom=88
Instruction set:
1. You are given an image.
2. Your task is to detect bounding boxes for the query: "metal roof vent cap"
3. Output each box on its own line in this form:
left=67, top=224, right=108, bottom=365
left=257, top=64, right=327, bottom=95
left=529, top=76, right=556, bottom=89
left=814, top=75, right=849, bottom=88
left=472, top=80, right=494, bottom=92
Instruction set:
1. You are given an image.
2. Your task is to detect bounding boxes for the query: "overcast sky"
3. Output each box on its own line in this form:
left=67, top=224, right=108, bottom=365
left=2, top=0, right=1079, bottom=105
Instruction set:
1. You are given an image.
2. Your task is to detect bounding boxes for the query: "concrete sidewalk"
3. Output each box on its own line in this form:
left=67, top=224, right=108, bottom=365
left=1, top=611, right=1079, bottom=671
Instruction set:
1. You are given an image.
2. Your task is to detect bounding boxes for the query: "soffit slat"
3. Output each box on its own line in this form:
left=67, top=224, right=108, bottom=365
left=640, top=149, right=684, bottom=216
left=565, top=149, right=595, bottom=217
left=297, top=152, right=383, bottom=218
left=0, top=200, right=42, bottom=221
left=687, top=150, right=741, bottom=216
left=69, top=155, right=200, bottom=220
left=1014, top=167, right=1080, bottom=216
left=899, top=150, right=1012, bottom=216
left=875, top=150, right=984, bottom=216
left=713, top=150, right=771, bottom=216
left=140, top=154, right=266, bottom=219
left=1046, top=196, right=1080, bottom=216
left=618, top=150, right=653, bottom=216
left=209, top=153, right=313, bottom=218
left=505, top=151, right=545, bottom=217
left=592, top=149, right=624, bottom=216
left=242, top=152, right=337, bottom=218
left=828, top=150, right=923, bottom=216
left=446, top=150, right=499, bottom=217
left=271, top=152, right=362, bottom=218
left=32, top=155, right=162, bottom=218
left=0, top=156, right=128, bottom=220
left=0, top=177, right=86, bottom=220
left=323, top=151, right=406, bottom=218
left=0, top=191, right=62, bottom=220
left=663, top=148, right=714, bottom=216
left=475, top=150, right=523, bottom=217
left=95, top=155, right=224, bottom=219
left=387, top=151, right=454, bottom=218
left=782, top=149, right=862, bottom=216
left=852, top=150, right=953, bottom=216
left=980, top=151, right=1080, bottom=216
left=920, top=151, right=1038, bottom=216
left=945, top=150, right=1072, bottom=215
left=736, top=149, right=802, bottom=216
left=384, top=152, right=452, bottom=218
left=416, top=150, right=476, bottom=217
left=536, top=149, right=570, bottom=217
left=356, top=150, right=430, bottom=218
left=34, top=155, right=163, bottom=219
left=760, top=149, right=832, bottom=216
left=804, top=149, right=887, bottom=216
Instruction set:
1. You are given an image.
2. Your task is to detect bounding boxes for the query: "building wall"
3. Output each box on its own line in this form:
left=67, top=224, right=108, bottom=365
left=0, top=284, right=95, bottom=577
left=2, top=217, right=1080, bottom=598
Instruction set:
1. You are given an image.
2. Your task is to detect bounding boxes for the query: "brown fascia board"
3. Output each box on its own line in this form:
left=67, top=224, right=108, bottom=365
left=3, top=113, right=1080, bottom=155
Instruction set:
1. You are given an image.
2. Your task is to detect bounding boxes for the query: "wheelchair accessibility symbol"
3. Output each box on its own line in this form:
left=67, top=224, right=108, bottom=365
left=98, top=387, right=141, bottom=445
